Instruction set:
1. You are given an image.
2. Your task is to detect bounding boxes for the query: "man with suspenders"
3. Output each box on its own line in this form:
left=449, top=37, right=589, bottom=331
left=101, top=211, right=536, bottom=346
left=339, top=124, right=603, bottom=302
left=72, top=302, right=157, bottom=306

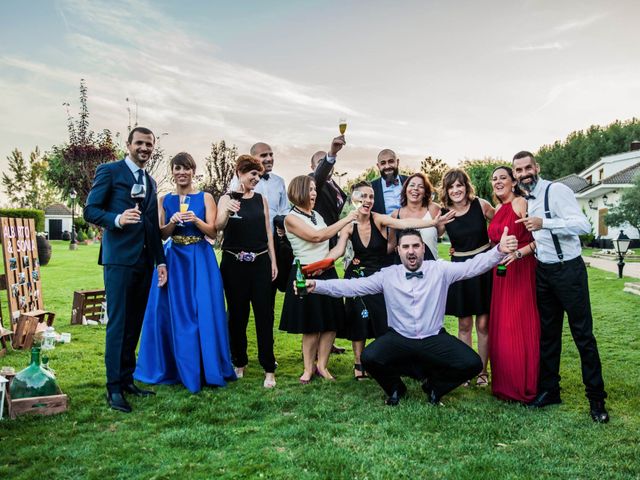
left=512, top=151, right=608, bottom=423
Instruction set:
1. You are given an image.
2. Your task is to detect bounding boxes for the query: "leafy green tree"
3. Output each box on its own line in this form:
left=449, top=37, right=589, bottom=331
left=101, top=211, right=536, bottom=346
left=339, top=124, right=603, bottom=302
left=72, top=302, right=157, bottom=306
left=605, top=173, right=640, bottom=235
left=46, top=79, right=118, bottom=207
left=458, top=157, right=505, bottom=203
left=199, top=140, right=238, bottom=202
left=2, top=147, right=61, bottom=209
left=536, top=118, right=640, bottom=179
left=420, top=156, right=449, bottom=200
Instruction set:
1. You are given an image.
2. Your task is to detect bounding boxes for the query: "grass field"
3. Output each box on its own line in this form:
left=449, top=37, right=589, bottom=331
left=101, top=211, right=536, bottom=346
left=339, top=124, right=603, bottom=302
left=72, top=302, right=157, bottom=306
left=1, top=241, right=639, bottom=479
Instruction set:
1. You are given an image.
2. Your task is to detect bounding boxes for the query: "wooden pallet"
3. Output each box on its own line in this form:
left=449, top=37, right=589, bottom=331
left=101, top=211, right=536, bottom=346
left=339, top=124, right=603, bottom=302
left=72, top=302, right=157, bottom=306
left=71, top=289, right=106, bottom=325
left=11, top=310, right=56, bottom=350
left=3, top=374, right=68, bottom=419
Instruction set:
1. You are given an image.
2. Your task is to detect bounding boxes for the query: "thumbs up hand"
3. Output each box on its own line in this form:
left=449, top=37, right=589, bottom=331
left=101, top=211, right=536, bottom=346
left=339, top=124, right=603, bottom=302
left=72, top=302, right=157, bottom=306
left=499, top=226, right=518, bottom=253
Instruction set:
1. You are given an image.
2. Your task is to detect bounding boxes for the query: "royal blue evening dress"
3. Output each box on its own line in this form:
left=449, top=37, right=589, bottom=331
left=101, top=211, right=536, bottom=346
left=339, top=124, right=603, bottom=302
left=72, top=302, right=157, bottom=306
left=134, top=192, right=236, bottom=393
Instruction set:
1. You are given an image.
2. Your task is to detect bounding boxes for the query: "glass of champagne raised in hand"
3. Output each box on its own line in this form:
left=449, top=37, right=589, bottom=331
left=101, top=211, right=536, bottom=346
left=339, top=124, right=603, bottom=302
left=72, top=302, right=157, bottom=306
left=338, top=117, right=347, bottom=135
left=351, top=190, right=364, bottom=222
left=177, top=194, right=191, bottom=227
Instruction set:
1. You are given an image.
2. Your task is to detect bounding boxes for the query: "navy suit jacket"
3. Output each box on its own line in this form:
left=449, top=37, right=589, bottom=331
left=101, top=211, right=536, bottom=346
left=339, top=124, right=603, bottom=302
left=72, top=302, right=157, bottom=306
left=371, top=175, right=408, bottom=215
left=84, top=159, right=165, bottom=267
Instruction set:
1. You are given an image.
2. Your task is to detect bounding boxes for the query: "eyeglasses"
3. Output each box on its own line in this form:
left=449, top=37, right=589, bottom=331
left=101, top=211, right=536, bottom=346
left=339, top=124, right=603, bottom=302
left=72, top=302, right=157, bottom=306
left=260, top=152, right=274, bottom=158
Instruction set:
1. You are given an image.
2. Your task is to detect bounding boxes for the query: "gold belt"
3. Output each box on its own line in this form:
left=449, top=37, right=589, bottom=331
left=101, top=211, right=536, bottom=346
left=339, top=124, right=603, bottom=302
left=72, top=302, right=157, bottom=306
left=451, top=242, right=491, bottom=257
left=172, top=235, right=204, bottom=246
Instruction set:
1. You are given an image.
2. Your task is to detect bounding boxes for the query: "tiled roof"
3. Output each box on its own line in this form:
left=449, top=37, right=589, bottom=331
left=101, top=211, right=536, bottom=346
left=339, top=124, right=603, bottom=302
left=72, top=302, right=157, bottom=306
left=553, top=174, right=590, bottom=193
left=44, top=203, right=72, bottom=215
left=602, top=162, right=640, bottom=185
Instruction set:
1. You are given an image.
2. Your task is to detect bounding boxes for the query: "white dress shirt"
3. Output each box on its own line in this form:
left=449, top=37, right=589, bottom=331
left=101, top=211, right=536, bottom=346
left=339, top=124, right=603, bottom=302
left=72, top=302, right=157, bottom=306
left=314, top=247, right=504, bottom=339
left=526, top=178, right=591, bottom=264
left=382, top=177, right=403, bottom=215
left=230, top=172, right=289, bottom=227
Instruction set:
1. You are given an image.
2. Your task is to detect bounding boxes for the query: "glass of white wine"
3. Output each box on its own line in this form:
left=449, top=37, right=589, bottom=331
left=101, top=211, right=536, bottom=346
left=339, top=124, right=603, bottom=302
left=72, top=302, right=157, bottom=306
left=339, top=117, right=347, bottom=135
left=351, top=190, right=364, bottom=222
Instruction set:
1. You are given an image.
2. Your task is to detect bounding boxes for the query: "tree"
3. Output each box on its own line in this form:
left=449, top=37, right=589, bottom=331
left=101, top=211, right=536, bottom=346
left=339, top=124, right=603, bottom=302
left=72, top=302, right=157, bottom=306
left=2, top=147, right=61, bottom=210
left=46, top=79, right=118, bottom=207
left=536, top=118, right=640, bottom=179
left=605, top=173, right=640, bottom=235
left=199, top=140, right=238, bottom=202
left=144, top=139, right=172, bottom=194
left=458, top=157, right=506, bottom=203
left=420, top=156, right=449, bottom=199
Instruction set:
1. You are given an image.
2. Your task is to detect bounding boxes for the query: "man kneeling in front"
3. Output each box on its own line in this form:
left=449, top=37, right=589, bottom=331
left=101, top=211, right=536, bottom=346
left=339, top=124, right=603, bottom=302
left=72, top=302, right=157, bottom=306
left=299, top=227, right=518, bottom=406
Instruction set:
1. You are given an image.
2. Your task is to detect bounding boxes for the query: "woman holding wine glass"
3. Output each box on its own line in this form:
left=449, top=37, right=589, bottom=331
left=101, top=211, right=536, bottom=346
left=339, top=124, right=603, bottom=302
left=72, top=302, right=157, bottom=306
left=279, top=175, right=358, bottom=384
left=336, top=181, right=455, bottom=379
left=216, top=155, right=278, bottom=388
left=135, top=152, right=236, bottom=393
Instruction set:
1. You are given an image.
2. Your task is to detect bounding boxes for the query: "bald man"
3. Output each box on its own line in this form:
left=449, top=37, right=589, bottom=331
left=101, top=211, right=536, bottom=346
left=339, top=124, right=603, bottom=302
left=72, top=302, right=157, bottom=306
left=371, top=149, right=408, bottom=215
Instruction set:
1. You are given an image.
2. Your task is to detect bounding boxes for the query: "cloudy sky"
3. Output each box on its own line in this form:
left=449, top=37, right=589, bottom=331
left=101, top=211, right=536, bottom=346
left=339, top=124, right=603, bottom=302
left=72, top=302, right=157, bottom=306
left=1, top=0, right=639, bottom=192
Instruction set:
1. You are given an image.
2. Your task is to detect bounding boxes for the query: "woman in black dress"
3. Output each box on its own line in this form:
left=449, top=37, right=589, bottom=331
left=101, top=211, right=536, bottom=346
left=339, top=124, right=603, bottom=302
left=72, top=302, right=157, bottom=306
left=336, top=181, right=455, bottom=379
left=438, top=169, right=495, bottom=386
left=216, top=155, right=278, bottom=389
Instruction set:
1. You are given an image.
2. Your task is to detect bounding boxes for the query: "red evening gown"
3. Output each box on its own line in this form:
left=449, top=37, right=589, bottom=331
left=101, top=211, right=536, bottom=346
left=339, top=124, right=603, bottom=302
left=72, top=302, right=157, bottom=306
left=487, top=202, right=540, bottom=402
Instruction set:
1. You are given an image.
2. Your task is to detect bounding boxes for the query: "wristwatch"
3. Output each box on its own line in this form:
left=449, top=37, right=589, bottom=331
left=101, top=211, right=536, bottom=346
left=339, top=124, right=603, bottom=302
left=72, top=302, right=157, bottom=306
left=515, top=250, right=523, bottom=259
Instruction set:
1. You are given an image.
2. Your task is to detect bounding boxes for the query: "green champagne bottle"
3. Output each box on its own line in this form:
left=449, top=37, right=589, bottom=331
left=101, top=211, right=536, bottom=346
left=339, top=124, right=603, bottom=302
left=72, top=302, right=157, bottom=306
left=295, top=258, right=307, bottom=297
left=496, top=264, right=507, bottom=277
left=9, top=346, right=61, bottom=399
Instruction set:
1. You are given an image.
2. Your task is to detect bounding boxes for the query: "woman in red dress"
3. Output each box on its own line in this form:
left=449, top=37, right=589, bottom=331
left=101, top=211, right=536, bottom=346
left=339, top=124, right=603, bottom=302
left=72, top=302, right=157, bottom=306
left=487, top=166, right=540, bottom=403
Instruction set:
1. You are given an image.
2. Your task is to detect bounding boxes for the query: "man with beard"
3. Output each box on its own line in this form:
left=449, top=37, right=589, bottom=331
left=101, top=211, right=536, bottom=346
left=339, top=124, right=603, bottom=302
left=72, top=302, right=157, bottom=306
left=84, top=127, right=167, bottom=413
left=512, top=151, right=609, bottom=423
left=298, top=227, right=519, bottom=406
left=371, top=149, right=408, bottom=215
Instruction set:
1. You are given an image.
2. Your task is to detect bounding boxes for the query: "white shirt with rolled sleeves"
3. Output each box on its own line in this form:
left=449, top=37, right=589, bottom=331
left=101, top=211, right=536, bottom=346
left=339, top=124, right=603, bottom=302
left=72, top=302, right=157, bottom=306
left=526, top=178, right=591, bottom=264
left=313, top=246, right=505, bottom=340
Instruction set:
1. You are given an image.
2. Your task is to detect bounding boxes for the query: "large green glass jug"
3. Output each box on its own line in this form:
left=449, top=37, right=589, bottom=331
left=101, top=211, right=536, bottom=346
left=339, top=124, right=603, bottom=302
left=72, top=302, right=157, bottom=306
left=9, top=347, right=61, bottom=399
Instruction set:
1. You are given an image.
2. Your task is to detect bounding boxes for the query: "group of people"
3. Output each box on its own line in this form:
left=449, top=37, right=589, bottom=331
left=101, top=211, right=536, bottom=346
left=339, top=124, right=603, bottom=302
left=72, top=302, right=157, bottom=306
left=84, top=126, right=609, bottom=423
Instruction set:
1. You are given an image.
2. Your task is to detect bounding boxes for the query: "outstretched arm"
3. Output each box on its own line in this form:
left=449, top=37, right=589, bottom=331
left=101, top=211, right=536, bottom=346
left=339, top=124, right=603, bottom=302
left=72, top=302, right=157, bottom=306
left=304, top=271, right=384, bottom=298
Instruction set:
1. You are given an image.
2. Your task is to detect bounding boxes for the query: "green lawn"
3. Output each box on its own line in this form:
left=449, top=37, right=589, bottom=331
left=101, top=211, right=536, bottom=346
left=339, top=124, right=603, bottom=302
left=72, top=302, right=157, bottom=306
left=1, top=241, right=639, bottom=479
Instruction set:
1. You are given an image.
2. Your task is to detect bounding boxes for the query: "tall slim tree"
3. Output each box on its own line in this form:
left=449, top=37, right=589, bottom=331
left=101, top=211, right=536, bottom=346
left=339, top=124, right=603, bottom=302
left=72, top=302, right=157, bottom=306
left=199, top=140, right=238, bottom=202
left=2, top=147, right=61, bottom=209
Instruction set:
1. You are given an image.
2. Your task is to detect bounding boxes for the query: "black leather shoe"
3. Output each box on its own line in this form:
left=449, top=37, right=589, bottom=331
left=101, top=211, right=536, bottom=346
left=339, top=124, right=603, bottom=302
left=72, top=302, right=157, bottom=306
left=122, top=383, right=156, bottom=397
left=107, top=392, right=132, bottom=413
left=385, top=384, right=407, bottom=406
left=589, top=400, right=610, bottom=423
left=420, top=379, right=442, bottom=405
left=330, top=344, right=346, bottom=354
left=527, top=391, right=561, bottom=409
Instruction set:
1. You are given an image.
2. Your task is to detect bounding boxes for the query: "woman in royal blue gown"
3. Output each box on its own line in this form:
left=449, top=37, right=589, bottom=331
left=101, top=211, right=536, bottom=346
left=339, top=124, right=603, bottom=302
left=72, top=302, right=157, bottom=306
left=135, top=152, right=236, bottom=393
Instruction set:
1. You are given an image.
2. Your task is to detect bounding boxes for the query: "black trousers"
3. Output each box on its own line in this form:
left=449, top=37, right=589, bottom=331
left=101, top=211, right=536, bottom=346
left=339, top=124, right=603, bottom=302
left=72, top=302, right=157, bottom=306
left=536, top=256, right=606, bottom=401
left=361, top=328, right=482, bottom=398
left=103, top=254, right=153, bottom=394
left=220, top=252, right=276, bottom=373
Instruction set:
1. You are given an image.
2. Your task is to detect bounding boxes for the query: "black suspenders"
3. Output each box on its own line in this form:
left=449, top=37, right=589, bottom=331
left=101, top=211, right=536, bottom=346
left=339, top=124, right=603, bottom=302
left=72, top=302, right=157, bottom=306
left=544, top=183, right=564, bottom=263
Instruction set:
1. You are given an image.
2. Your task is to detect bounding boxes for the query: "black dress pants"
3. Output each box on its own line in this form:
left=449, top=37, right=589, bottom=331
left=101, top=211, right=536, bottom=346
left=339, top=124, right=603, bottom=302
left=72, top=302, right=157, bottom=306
left=103, top=253, right=153, bottom=394
left=361, top=328, right=482, bottom=398
left=220, top=252, right=276, bottom=373
left=536, top=257, right=606, bottom=401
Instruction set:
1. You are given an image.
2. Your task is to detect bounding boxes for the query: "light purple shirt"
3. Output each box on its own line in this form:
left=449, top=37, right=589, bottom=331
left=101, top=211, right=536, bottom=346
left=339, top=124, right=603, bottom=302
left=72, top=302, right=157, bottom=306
left=314, top=246, right=505, bottom=339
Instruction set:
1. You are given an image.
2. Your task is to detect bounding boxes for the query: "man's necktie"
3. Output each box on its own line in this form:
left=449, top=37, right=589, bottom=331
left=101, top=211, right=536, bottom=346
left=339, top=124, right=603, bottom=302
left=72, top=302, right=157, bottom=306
left=406, top=271, right=424, bottom=279
left=262, top=173, right=270, bottom=181
left=136, top=169, right=144, bottom=185
left=385, top=178, right=399, bottom=187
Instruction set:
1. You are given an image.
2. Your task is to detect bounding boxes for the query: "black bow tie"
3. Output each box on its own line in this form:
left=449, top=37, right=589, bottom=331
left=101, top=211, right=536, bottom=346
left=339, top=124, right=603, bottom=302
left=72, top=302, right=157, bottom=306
left=261, top=173, right=270, bottom=181
left=385, top=178, right=399, bottom=187
left=406, top=271, right=424, bottom=280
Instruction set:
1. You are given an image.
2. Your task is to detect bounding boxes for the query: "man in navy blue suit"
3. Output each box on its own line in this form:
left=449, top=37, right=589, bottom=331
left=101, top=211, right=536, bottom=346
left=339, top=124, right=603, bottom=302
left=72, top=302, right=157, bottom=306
left=84, top=127, right=167, bottom=413
left=371, top=149, right=408, bottom=215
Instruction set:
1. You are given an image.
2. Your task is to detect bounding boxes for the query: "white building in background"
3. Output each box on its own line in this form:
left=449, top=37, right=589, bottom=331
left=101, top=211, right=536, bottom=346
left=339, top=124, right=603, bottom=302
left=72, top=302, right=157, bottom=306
left=44, top=203, right=73, bottom=240
left=554, top=144, right=640, bottom=245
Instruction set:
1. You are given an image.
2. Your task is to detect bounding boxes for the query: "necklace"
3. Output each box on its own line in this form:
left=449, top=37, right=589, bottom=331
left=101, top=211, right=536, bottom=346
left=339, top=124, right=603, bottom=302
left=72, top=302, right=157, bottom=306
left=293, top=206, right=317, bottom=225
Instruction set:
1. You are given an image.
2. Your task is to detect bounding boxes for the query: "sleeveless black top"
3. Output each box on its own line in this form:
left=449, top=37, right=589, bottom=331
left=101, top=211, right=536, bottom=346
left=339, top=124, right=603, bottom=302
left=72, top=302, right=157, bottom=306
left=222, top=193, right=268, bottom=252
left=350, top=216, right=389, bottom=271
left=443, top=198, right=489, bottom=253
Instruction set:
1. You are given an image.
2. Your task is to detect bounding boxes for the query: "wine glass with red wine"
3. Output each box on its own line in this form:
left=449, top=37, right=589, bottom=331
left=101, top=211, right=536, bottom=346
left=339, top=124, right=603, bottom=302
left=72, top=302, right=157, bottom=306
left=228, top=184, right=244, bottom=220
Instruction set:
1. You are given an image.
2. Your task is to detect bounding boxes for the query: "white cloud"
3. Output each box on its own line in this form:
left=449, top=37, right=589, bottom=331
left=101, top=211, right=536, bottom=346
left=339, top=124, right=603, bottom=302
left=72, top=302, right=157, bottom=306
left=510, top=42, right=566, bottom=52
left=554, top=13, right=607, bottom=33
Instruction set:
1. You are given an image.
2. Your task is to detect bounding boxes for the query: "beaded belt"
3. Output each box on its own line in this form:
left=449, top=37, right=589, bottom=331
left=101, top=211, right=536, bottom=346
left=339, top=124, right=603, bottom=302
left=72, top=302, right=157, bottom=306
left=451, top=242, right=491, bottom=257
left=223, top=249, right=268, bottom=262
left=172, top=235, right=204, bottom=246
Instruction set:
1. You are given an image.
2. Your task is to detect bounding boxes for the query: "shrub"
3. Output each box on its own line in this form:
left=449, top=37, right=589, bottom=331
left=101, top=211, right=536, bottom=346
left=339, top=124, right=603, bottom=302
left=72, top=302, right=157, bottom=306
left=76, top=229, right=86, bottom=242
left=0, top=208, right=45, bottom=231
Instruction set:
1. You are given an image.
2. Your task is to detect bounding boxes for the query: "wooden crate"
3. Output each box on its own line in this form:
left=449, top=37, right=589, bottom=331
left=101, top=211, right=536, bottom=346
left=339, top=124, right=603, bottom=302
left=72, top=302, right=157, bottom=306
left=11, top=310, right=55, bottom=350
left=3, top=374, right=68, bottom=419
left=71, top=289, right=106, bottom=325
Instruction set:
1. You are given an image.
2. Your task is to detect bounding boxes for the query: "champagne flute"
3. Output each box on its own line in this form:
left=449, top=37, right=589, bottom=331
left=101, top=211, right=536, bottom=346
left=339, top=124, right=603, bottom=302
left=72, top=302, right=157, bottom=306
left=351, top=190, right=364, bottom=223
left=177, top=195, right=191, bottom=227
left=130, top=184, right=146, bottom=222
left=338, top=117, right=347, bottom=135
left=228, top=183, right=245, bottom=220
